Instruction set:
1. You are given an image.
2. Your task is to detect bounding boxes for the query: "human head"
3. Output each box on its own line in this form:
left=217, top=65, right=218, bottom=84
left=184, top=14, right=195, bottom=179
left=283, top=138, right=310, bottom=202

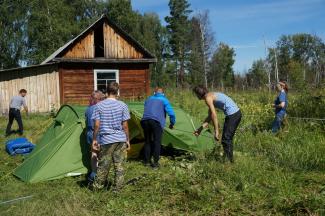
left=89, top=90, right=103, bottom=106
left=193, top=85, right=208, bottom=100
left=276, top=81, right=288, bottom=93
left=107, top=82, right=119, bottom=96
left=154, top=87, right=164, bottom=94
left=19, top=89, right=27, bottom=97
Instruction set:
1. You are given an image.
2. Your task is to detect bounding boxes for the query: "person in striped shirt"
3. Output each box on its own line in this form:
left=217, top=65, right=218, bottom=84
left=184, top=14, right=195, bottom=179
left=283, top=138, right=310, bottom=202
left=91, top=82, right=130, bottom=191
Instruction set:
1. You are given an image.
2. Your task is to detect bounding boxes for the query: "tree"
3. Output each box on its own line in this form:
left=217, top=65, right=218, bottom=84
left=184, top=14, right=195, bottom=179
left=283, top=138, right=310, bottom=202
left=25, top=0, right=104, bottom=65
left=288, top=60, right=305, bottom=89
left=188, top=10, right=215, bottom=87
left=0, top=0, right=29, bottom=68
left=165, top=0, right=192, bottom=87
left=246, top=59, right=268, bottom=89
left=139, top=13, right=167, bottom=87
left=210, top=43, right=235, bottom=88
left=267, top=33, right=325, bottom=87
left=106, top=0, right=142, bottom=39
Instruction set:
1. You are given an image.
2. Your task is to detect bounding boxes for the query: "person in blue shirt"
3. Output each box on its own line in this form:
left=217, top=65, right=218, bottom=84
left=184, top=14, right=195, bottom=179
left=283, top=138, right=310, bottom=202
left=272, top=81, right=288, bottom=133
left=85, top=90, right=104, bottom=182
left=193, top=85, right=241, bottom=163
left=141, top=87, right=176, bottom=169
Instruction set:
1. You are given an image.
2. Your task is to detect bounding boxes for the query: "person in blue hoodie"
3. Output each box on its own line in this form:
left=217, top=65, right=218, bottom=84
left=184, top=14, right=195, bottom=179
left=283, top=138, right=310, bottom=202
left=141, top=87, right=176, bottom=169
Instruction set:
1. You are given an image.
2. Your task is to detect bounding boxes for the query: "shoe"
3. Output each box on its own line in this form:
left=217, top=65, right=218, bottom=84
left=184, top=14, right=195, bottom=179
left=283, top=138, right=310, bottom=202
left=151, top=162, right=160, bottom=170
left=143, top=161, right=151, bottom=167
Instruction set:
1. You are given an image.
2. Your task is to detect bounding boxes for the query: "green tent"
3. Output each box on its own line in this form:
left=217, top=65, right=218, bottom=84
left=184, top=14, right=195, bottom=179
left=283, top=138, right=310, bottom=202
left=14, top=103, right=214, bottom=183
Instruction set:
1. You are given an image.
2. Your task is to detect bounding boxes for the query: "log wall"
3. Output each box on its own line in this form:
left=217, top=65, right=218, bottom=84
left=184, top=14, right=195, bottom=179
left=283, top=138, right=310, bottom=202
left=103, top=23, right=144, bottom=59
left=0, top=65, right=60, bottom=114
left=63, top=31, right=94, bottom=59
left=60, top=64, right=150, bottom=105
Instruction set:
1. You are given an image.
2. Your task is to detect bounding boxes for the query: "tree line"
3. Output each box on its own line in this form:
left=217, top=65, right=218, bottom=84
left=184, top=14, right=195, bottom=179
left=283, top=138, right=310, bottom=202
left=1, top=0, right=324, bottom=90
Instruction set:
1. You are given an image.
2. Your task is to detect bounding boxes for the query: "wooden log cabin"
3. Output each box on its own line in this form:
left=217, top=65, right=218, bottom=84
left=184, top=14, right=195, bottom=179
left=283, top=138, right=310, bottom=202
left=0, top=15, right=156, bottom=114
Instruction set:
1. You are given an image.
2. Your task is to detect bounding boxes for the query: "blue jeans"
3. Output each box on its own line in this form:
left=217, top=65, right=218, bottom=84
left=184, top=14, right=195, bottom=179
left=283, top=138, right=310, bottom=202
left=272, top=112, right=285, bottom=133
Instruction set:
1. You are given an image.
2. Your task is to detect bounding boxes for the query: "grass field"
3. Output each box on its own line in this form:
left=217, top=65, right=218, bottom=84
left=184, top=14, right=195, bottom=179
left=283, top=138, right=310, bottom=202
left=0, top=91, right=324, bottom=215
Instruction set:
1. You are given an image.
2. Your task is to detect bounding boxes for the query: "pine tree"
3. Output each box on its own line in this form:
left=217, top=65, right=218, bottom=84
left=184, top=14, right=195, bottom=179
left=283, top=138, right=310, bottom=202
left=165, top=0, right=192, bottom=87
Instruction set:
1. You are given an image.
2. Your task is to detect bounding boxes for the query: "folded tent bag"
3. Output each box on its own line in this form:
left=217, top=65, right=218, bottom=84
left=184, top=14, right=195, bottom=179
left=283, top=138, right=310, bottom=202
left=5, top=138, right=35, bottom=156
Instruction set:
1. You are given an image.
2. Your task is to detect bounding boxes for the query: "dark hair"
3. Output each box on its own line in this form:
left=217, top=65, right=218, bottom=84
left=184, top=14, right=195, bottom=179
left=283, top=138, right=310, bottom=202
left=107, top=82, right=119, bottom=95
left=279, top=81, right=289, bottom=93
left=19, top=89, right=27, bottom=94
left=193, top=85, right=208, bottom=99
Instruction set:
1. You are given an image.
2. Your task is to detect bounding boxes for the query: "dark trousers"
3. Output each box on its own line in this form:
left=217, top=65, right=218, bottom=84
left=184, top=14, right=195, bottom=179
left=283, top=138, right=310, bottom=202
left=6, top=108, right=23, bottom=135
left=141, top=119, right=163, bottom=164
left=222, top=110, right=242, bottom=162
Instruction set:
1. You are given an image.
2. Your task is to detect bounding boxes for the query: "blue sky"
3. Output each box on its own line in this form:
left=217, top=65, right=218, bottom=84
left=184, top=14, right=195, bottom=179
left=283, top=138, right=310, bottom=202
left=132, top=0, right=325, bottom=74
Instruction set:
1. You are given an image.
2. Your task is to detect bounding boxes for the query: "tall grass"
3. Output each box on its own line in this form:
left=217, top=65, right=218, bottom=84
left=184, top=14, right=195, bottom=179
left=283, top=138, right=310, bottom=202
left=0, top=91, right=324, bottom=215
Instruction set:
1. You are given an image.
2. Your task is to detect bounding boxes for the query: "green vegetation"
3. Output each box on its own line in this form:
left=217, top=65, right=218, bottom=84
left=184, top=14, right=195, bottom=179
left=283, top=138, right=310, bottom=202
left=1, top=91, right=324, bottom=215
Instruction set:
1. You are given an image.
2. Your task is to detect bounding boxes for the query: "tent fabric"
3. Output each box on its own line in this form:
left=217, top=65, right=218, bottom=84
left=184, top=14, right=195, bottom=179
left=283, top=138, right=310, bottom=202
left=14, top=105, right=90, bottom=183
left=14, top=103, right=215, bottom=183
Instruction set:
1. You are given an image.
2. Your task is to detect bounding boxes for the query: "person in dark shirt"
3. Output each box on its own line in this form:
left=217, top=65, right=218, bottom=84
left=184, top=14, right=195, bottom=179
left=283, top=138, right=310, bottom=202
left=272, top=81, right=288, bottom=133
left=141, top=87, right=176, bottom=169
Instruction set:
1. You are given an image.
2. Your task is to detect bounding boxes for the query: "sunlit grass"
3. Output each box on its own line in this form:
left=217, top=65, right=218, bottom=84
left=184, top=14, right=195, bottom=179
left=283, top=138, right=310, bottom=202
left=0, top=91, right=324, bottom=215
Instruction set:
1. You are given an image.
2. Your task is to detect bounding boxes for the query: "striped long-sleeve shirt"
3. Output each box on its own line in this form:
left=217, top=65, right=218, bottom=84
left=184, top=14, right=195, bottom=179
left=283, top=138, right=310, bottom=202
left=91, top=98, right=130, bottom=145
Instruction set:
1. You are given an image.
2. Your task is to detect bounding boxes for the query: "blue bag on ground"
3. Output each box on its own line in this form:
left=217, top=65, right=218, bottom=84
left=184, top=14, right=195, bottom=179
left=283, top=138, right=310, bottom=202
left=5, top=138, right=35, bottom=156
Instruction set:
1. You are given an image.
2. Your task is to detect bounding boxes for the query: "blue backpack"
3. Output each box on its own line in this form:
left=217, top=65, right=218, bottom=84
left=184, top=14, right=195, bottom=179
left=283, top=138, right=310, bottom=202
left=5, top=138, right=35, bottom=156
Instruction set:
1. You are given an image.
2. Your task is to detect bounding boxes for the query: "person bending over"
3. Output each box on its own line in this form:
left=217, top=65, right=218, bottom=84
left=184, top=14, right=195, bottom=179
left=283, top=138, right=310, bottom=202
left=193, top=85, right=241, bottom=163
left=141, top=87, right=176, bottom=169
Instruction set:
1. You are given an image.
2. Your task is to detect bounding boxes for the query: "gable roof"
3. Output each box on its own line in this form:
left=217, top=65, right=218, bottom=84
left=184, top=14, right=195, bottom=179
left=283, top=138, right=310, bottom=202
left=41, top=15, right=156, bottom=65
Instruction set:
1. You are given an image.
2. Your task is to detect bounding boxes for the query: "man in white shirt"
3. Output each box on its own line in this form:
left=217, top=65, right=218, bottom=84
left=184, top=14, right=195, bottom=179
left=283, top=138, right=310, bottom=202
left=6, top=89, right=28, bottom=136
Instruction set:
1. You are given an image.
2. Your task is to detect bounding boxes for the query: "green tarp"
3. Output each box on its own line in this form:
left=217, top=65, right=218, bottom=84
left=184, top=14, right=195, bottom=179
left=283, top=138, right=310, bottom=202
left=14, top=103, right=214, bottom=183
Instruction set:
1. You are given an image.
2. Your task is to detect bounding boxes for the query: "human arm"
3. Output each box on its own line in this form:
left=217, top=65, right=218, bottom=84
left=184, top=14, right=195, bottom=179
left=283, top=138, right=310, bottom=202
left=122, top=103, right=131, bottom=150
left=194, top=95, right=219, bottom=140
left=91, top=106, right=100, bottom=152
left=122, top=121, right=130, bottom=150
left=22, top=98, right=28, bottom=115
left=273, top=92, right=286, bottom=108
left=163, top=98, right=176, bottom=129
left=92, top=119, right=100, bottom=152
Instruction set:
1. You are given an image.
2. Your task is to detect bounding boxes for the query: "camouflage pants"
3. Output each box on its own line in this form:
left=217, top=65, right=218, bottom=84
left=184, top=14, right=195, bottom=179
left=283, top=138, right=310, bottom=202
left=93, top=142, right=127, bottom=190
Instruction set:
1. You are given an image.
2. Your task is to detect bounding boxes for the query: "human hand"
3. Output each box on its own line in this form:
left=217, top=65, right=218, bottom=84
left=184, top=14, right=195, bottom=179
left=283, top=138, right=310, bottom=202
left=126, top=141, right=131, bottom=151
left=214, top=130, right=220, bottom=141
left=92, top=140, right=100, bottom=153
left=194, top=126, right=203, bottom=136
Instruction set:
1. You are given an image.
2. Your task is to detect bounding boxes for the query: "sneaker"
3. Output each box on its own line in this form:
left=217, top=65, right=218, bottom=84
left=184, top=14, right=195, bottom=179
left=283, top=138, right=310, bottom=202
left=151, top=162, right=160, bottom=170
left=143, top=161, right=151, bottom=167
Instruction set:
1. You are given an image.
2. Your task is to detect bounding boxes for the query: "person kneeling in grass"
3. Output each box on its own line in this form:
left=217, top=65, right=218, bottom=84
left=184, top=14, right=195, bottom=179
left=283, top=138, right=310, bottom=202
left=91, top=82, right=130, bottom=191
left=193, top=85, right=241, bottom=163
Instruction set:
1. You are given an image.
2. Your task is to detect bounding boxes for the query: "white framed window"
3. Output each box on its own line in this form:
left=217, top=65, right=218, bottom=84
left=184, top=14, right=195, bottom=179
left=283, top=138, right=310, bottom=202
left=94, top=69, right=119, bottom=93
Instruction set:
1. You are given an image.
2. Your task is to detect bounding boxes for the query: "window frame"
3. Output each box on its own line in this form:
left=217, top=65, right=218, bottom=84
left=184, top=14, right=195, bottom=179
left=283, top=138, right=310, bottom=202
left=93, top=69, right=119, bottom=91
